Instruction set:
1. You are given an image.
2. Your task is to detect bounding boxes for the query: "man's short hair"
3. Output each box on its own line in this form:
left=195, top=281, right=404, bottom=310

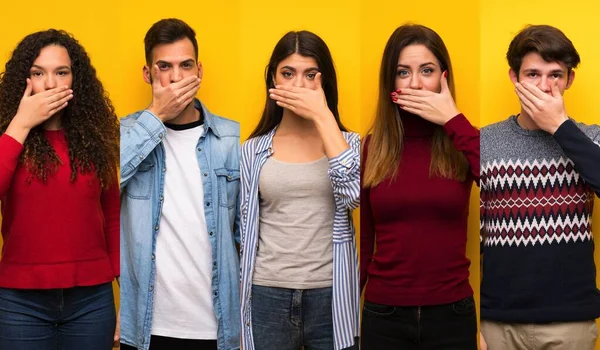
left=144, top=18, right=198, bottom=65
left=507, top=25, right=580, bottom=74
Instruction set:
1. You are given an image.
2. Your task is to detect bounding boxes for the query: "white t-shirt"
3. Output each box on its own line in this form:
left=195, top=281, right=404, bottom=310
left=151, top=121, right=217, bottom=339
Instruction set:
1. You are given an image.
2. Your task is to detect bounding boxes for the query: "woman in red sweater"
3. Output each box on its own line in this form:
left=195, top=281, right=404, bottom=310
left=360, top=24, right=480, bottom=349
left=0, top=30, right=119, bottom=349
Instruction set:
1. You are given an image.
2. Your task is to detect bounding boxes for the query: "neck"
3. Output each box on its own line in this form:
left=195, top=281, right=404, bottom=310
left=167, top=102, right=199, bottom=125
left=516, top=109, right=541, bottom=131
left=43, top=113, right=62, bottom=130
left=277, top=110, right=318, bottom=136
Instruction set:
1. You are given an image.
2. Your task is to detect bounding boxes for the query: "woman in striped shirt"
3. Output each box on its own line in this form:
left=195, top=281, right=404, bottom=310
left=239, top=30, right=360, bottom=350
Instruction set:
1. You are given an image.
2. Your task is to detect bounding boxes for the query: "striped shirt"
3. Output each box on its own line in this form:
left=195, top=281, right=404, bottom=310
left=239, top=127, right=360, bottom=350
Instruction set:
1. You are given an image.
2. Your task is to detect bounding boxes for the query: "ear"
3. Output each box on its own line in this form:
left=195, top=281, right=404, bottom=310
left=509, top=68, right=518, bottom=85
left=565, top=70, right=575, bottom=90
left=143, top=65, right=151, bottom=85
left=197, top=61, right=203, bottom=81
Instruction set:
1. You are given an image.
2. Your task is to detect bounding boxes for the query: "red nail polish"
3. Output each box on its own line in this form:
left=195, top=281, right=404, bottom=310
left=443, top=71, right=448, bottom=78
left=391, top=92, right=397, bottom=96
left=396, top=89, right=402, bottom=94
left=392, top=97, right=397, bottom=101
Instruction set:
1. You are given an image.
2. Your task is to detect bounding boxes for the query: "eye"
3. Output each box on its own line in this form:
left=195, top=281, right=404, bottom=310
left=30, top=71, right=42, bottom=77
left=551, top=73, right=563, bottom=79
left=527, top=72, right=538, bottom=78
left=158, top=63, right=169, bottom=70
left=57, top=71, right=70, bottom=76
left=422, top=67, right=434, bottom=74
left=396, top=69, right=409, bottom=77
left=182, top=62, right=194, bottom=68
left=282, top=71, right=293, bottom=78
left=306, top=72, right=316, bottom=80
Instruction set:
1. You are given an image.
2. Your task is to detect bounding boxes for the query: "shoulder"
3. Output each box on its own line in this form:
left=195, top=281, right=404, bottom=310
left=571, top=119, right=600, bottom=142
left=211, top=114, right=240, bottom=138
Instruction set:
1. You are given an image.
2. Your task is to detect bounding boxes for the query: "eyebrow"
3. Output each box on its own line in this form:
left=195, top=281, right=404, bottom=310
left=397, top=62, right=437, bottom=69
left=31, top=65, right=71, bottom=70
left=281, top=65, right=320, bottom=72
left=523, top=68, right=565, bottom=74
left=156, top=59, right=196, bottom=66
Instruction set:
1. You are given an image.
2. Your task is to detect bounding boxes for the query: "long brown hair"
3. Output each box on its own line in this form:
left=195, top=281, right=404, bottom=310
left=362, top=24, right=468, bottom=188
left=249, top=31, right=347, bottom=138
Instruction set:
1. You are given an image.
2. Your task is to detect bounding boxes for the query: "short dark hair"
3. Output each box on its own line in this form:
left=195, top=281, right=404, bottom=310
left=144, top=18, right=198, bottom=64
left=507, top=25, right=580, bottom=74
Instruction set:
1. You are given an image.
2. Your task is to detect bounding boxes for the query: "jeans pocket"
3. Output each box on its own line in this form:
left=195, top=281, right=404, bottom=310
left=451, top=296, right=476, bottom=316
left=363, top=301, right=396, bottom=316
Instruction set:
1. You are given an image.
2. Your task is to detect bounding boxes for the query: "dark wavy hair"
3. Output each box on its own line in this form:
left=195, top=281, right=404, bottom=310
left=0, top=29, right=119, bottom=188
left=249, top=30, right=347, bottom=138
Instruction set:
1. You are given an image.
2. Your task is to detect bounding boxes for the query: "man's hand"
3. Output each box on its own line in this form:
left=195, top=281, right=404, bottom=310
left=515, top=81, right=568, bottom=134
left=147, top=66, right=200, bottom=122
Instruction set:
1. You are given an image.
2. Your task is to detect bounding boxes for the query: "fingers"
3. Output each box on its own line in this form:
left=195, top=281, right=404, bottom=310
left=314, top=72, right=323, bottom=91
left=178, top=84, right=199, bottom=106
left=440, top=70, right=449, bottom=94
left=48, top=91, right=73, bottom=110
left=172, top=76, right=200, bottom=90
left=519, top=81, right=547, bottom=100
left=47, top=88, right=73, bottom=104
left=551, top=80, right=561, bottom=98
left=47, top=101, right=69, bottom=117
left=394, top=93, right=424, bottom=104
left=515, top=88, right=536, bottom=111
left=395, top=88, right=431, bottom=97
left=151, top=65, right=162, bottom=89
left=515, top=82, right=540, bottom=108
left=23, top=78, right=32, bottom=98
left=269, top=88, right=299, bottom=101
left=393, top=98, right=421, bottom=111
left=275, top=100, right=294, bottom=111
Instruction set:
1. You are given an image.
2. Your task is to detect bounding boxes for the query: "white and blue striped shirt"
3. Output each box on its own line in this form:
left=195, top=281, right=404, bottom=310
left=239, top=127, right=360, bottom=350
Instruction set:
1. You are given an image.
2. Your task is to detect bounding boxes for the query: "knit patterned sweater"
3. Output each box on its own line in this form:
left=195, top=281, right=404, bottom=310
left=480, top=115, right=600, bottom=323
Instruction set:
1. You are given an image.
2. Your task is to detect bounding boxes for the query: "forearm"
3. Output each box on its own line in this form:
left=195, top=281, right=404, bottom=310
left=553, top=120, right=600, bottom=195
left=0, top=134, right=24, bottom=197
left=444, top=114, right=481, bottom=184
left=314, top=112, right=349, bottom=159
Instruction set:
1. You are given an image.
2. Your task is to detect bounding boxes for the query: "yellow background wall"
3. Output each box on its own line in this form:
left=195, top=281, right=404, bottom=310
left=481, top=1, right=600, bottom=347
left=359, top=0, right=482, bottom=332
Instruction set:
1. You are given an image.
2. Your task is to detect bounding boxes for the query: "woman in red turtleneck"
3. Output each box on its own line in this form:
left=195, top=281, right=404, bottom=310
left=360, top=24, right=480, bottom=350
left=0, top=30, right=119, bottom=349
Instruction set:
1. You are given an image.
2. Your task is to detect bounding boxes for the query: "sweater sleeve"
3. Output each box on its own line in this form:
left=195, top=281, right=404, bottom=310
left=443, top=114, right=481, bottom=186
left=553, top=120, right=600, bottom=197
left=360, top=136, right=376, bottom=293
left=101, top=175, right=120, bottom=278
left=0, top=134, right=24, bottom=198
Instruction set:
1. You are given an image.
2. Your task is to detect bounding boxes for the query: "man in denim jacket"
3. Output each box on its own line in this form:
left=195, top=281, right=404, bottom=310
left=119, top=18, right=240, bottom=350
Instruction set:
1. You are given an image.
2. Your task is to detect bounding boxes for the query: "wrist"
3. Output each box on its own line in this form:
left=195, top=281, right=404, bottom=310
left=147, top=106, right=166, bottom=122
left=6, top=119, right=31, bottom=144
left=548, top=117, right=568, bottom=135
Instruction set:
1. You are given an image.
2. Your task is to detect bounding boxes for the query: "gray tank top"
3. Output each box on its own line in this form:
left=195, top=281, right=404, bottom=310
left=253, top=156, right=335, bottom=289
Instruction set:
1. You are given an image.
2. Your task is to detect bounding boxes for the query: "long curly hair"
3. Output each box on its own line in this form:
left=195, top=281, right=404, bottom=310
left=0, top=29, right=118, bottom=188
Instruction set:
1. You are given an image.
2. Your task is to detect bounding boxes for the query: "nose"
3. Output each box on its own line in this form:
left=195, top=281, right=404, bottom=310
left=292, top=75, right=305, bottom=88
left=44, top=75, right=57, bottom=90
left=170, top=68, right=183, bottom=83
left=409, top=75, right=422, bottom=90
left=538, top=76, right=551, bottom=93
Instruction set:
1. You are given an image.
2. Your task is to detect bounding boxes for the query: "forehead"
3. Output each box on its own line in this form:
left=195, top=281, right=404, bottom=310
left=398, top=44, right=438, bottom=65
left=277, top=53, right=318, bottom=68
left=32, top=45, right=71, bottom=67
left=520, top=52, right=567, bottom=72
left=151, top=38, right=196, bottom=63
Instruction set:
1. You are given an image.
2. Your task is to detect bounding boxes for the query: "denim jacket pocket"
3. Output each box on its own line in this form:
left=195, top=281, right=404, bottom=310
left=215, top=168, right=240, bottom=209
left=125, top=162, right=155, bottom=200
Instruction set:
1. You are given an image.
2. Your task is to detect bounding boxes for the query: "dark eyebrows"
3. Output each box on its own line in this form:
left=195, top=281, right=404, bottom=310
left=181, top=59, right=196, bottom=65
left=155, top=59, right=196, bottom=66
left=30, top=65, right=71, bottom=71
left=280, top=65, right=320, bottom=72
left=397, top=61, right=437, bottom=69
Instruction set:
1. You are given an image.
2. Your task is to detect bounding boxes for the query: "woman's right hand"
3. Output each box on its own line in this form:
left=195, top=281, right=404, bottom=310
left=6, top=79, right=73, bottom=143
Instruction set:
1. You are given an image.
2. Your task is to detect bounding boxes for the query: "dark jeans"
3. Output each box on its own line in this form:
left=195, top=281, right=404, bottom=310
left=0, top=282, right=116, bottom=350
left=251, top=285, right=358, bottom=350
left=361, top=296, right=477, bottom=350
left=120, top=336, right=217, bottom=350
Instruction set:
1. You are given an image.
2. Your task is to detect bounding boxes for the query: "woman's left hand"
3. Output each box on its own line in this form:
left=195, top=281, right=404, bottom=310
left=268, top=73, right=333, bottom=122
left=113, top=308, right=120, bottom=348
left=393, top=71, right=460, bottom=125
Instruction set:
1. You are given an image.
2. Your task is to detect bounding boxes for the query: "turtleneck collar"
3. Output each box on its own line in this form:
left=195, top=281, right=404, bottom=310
left=399, top=109, right=437, bottom=138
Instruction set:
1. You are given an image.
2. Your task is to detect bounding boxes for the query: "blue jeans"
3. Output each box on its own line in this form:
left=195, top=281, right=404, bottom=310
left=252, top=285, right=357, bottom=350
left=0, top=282, right=116, bottom=350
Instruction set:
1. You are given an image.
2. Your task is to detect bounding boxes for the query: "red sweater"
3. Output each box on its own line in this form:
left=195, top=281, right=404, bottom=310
left=0, top=131, right=119, bottom=289
left=360, top=113, right=479, bottom=306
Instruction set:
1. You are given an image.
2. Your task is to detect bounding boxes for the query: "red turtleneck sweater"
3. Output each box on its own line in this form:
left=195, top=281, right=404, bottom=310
left=360, top=113, right=479, bottom=306
left=0, top=131, right=119, bottom=289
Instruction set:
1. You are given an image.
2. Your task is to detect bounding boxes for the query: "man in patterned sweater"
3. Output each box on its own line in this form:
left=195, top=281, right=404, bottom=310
left=480, top=25, right=600, bottom=350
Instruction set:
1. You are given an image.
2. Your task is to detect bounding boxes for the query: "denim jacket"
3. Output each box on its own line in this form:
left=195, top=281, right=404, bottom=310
left=120, top=99, right=241, bottom=350
left=239, top=128, right=361, bottom=350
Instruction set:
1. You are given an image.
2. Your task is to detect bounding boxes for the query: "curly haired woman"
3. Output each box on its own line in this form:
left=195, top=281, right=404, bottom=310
left=0, top=29, right=119, bottom=350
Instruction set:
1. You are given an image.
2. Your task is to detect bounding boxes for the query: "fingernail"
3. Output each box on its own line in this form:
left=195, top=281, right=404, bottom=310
left=392, top=97, right=397, bottom=101
left=443, top=71, right=448, bottom=78
left=391, top=92, right=396, bottom=96
left=396, top=89, right=402, bottom=93
left=400, top=105, right=405, bottom=108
